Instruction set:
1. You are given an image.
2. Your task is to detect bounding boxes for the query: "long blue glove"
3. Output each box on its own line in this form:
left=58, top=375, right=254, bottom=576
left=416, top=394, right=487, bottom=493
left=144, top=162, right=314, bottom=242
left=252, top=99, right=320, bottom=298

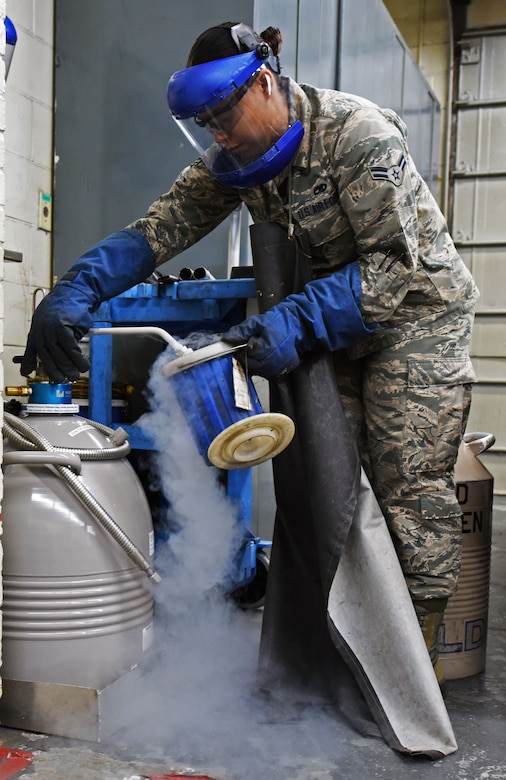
left=223, top=261, right=376, bottom=379
left=20, top=229, right=156, bottom=382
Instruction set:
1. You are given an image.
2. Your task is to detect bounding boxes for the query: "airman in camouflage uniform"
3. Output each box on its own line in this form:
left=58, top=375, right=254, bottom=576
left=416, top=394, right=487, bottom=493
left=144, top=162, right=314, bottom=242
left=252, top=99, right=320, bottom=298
left=129, top=78, right=478, bottom=626
left=20, top=25, right=478, bottom=674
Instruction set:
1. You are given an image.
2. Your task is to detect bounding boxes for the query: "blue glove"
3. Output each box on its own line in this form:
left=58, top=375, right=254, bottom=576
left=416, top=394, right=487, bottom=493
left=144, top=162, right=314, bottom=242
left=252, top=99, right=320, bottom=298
left=20, top=229, right=156, bottom=382
left=223, top=261, right=376, bottom=379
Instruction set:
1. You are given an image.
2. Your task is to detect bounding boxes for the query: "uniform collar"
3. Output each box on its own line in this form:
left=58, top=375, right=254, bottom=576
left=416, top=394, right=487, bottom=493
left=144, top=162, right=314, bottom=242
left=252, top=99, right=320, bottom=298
left=287, top=79, right=312, bottom=171
left=272, top=77, right=311, bottom=188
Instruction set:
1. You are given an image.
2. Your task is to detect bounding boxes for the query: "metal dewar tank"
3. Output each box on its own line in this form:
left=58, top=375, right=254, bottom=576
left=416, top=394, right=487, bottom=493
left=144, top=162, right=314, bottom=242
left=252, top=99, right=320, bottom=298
left=162, top=340, right=295, bottom=470
left=438, top=431, right=495, bottom=680
left=1, top=383, right=156, bottom=691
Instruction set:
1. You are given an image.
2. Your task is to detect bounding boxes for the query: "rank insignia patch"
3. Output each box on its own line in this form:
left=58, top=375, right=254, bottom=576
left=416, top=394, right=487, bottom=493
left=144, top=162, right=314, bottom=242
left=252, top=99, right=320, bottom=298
left=369, top=153, right=407, bottom=186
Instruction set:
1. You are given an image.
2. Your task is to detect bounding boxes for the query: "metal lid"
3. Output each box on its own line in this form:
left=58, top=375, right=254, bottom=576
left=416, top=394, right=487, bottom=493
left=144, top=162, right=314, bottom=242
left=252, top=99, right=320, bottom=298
left=207, top=412, right=295, bottom=469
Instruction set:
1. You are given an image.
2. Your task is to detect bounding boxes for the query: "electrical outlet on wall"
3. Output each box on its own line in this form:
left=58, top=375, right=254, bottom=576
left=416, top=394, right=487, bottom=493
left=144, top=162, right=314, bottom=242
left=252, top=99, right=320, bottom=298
left=38, top=192, right=52, bottom=231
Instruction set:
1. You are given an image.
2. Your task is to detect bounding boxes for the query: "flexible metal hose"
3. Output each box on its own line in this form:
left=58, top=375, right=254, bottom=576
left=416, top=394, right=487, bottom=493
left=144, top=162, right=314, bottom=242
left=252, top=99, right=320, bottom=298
left=3, top=412, right=160, bottom=583
left=3, top=412, right=131, bottom=460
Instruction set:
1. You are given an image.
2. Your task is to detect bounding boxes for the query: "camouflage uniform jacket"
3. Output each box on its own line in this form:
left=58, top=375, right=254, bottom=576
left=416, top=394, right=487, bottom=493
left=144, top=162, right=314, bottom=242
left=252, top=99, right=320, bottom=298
left=130, top=77, right=479, bottom=358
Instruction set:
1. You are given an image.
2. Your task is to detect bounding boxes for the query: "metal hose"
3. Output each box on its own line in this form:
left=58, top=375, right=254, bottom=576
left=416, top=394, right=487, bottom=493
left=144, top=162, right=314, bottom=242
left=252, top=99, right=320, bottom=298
left=3, top=412, right=160, bottom=583
left=90, top=325, right=192, bottom=357
left=3, top=411, right=131, bottom=460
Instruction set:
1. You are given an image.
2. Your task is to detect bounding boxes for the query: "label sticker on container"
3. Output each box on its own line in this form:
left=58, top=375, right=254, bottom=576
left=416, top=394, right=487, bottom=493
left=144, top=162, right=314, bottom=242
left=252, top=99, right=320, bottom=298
left=143, top=622, right=154, bottom=652
left=232, top=357, right=253, bottom=411
left=67, top=423, right=94, bottom=437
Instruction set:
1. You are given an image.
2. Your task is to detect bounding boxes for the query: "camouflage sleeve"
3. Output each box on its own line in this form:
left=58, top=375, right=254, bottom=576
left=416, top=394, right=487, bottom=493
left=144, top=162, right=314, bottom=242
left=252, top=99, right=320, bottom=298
left=128, top=158, right=242, bottom=266
left=334, top=107, right=422, bottom=323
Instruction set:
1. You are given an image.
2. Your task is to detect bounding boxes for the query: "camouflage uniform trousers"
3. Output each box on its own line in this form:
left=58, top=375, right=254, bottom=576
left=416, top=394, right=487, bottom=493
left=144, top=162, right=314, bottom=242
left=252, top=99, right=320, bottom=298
left=334, top=310, right=476, bottom=602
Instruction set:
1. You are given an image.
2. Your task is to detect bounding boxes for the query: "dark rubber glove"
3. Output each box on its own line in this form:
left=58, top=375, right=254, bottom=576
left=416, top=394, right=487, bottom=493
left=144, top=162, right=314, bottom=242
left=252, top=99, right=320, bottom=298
left=20, top=229, right=156, bottom=382
left=223, top=261, right=376, bottom=379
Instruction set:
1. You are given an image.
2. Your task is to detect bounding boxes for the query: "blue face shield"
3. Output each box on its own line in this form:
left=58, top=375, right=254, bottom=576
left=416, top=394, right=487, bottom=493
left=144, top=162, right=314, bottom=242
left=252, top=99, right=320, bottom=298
left=167, top=50, right=304, bottom=188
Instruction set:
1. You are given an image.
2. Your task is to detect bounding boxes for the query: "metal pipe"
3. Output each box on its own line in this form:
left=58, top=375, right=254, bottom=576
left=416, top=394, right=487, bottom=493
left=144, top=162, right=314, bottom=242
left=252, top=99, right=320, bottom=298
left=32, top=287, right=48, bottom=312
left=178, top=267, right=194, bottom=280
left=455, top=97, right=506, bottom=109
left=454, top=240, right=506, bottom=248
left=472, top=377, right=506, bottom=385
left=452, top=169, right=506, bottom=178
left=441, top=0, right=454, bottom=216
left=54, top=460, right=161, bottom=583
left=90, top=325, right=193, bottom=357
left=193, top=266, right=215, bottom=280
left=227, top=205, right=243, bottom=275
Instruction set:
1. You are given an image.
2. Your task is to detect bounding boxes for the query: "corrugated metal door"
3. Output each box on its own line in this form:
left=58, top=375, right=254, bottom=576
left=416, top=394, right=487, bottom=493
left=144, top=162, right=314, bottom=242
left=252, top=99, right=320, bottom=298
left=451, top=29, right=506, bottom=494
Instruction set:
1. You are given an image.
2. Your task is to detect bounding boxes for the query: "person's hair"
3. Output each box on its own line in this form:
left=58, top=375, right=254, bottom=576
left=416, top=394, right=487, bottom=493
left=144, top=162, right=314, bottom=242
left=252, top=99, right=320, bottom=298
left=187, top=21, right=282, bottom=68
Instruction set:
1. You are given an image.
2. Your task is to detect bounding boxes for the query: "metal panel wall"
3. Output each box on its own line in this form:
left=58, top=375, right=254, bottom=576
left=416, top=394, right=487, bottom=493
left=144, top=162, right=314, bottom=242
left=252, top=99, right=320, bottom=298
left=54, top=0, right=440, bottom=274
left=451, top=30, right=506, bottom=493
left=254, top=0, right=338, bottom=86
left=338, top=0, right=441, bottom=195
left=254, top=0, right=440, bottom=193
left=53, top=0, right=254, bottom=280
left=53, top=1, right=451, bottom=533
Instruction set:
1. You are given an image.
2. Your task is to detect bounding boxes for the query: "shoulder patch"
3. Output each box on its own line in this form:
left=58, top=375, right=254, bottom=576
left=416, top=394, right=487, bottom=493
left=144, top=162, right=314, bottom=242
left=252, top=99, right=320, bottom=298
left=368, top=153, right=407, bottom=186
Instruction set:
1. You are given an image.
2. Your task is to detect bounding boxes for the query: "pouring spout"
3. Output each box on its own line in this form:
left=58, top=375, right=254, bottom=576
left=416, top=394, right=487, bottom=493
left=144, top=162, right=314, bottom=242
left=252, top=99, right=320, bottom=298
left=90, top=326, right=193, bottom=357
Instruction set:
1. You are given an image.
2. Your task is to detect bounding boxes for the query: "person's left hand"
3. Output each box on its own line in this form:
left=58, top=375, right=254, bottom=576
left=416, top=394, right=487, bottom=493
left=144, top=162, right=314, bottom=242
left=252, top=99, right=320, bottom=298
left=223, top=305, right=309, bottom=379
left=223, top=262, right=377, bottom=379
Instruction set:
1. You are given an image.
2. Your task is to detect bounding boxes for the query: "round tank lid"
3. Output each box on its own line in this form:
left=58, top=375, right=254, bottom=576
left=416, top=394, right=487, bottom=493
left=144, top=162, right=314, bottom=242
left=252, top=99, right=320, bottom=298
left=207, top=412, right=295, bottom=469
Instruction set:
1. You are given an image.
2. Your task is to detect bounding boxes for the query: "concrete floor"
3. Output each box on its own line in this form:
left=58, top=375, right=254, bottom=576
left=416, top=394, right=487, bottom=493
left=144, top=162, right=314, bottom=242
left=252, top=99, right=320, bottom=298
left=0, top=499, right=504, bottom=780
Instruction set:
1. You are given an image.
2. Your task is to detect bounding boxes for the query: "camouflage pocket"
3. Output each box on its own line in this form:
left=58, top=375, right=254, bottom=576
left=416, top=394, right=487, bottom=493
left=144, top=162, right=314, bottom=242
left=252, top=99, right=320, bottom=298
left=390, top=492, right=463, bottom=587
left=402, top=357, right=474, bottom=475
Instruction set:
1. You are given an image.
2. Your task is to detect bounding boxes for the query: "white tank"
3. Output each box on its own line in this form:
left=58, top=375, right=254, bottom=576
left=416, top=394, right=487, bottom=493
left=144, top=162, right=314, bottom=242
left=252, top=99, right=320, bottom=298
left=439, top=432, right=495, bottom=680
left=2, top=403, right=155, bottom=690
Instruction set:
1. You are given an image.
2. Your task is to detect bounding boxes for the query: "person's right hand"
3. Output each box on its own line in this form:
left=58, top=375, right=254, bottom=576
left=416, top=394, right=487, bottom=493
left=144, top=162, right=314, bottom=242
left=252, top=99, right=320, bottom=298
left=19, top=286, right=93, bottom=382
left=17, top=229, right=158, bottom=383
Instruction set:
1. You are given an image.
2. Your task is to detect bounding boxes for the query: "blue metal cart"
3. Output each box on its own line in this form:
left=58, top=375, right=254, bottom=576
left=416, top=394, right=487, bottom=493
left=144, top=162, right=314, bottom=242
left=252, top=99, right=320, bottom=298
left=88, top=277, right=271, bottom=604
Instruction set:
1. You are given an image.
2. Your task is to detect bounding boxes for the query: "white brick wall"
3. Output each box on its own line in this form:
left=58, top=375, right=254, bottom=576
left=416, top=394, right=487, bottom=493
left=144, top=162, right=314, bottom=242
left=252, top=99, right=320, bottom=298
left=1, top=0, right=54, bottom=695
left=1, top=0, right=8, bottom=697
left=3, top=0, right=54, bottom=388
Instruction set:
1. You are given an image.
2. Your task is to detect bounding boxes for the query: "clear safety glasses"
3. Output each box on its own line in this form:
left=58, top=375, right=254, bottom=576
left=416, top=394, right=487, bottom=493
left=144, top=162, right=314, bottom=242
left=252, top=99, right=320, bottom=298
left=193, top=73, right=258, bottom=134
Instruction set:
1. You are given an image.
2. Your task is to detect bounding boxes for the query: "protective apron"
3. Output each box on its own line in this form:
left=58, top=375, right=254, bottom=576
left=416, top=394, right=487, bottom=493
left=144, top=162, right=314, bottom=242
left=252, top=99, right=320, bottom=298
left=250, top=221, right=457, bottom=757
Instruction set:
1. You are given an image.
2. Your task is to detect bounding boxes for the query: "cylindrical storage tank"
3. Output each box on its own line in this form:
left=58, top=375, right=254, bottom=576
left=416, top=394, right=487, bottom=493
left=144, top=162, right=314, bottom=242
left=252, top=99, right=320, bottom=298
left=162, top=340, right=294, bottom=469
left=438, top=432, right=495, bottom=680
left=2, top=405, right=155, bottom=690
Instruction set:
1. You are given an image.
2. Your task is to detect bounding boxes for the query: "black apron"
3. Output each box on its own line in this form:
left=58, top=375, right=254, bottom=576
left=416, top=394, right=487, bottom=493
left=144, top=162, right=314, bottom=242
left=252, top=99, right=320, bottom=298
left=249, top=222, right=457, bottom=757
